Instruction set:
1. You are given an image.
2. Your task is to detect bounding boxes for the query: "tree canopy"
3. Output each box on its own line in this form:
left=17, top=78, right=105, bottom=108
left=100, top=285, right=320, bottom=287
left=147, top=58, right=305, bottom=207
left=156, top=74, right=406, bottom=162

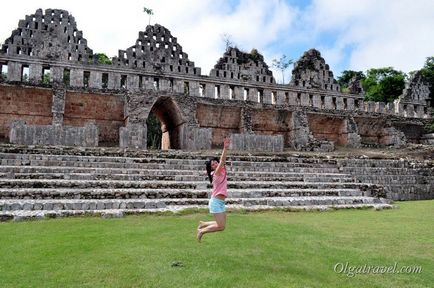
left=419, top=56, right=434, bottom=107
left=361, top=67, right=406, bottom=103
left=337, top=70, right=365, bottom=92
left=94, top=53, right=112, bottom=65
left=272, top=55, right=293, bottom=84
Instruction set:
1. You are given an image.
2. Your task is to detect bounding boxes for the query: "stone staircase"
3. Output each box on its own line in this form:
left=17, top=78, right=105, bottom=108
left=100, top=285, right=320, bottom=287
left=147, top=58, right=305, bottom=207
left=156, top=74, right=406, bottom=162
left=0, top=145, right=395, bottom=221
left=337, top=159, right=434, bottom=200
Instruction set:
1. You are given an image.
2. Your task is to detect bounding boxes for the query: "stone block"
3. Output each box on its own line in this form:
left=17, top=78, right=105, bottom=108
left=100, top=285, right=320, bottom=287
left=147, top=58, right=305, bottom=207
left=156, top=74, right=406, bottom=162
left=230, top=133, right=284, bottom=152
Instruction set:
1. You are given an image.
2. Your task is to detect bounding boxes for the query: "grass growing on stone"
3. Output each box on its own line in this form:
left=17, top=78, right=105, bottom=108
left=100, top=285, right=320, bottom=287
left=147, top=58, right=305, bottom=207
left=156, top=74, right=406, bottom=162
left=0, top=201, right=433, bottom=288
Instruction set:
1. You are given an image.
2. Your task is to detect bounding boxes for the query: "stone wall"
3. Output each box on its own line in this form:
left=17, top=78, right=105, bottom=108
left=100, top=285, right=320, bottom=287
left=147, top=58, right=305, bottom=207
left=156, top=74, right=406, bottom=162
left=0, top=8, right=432, bottom=150
left=0, top=85, right=52, bottom=138
left=230, top=134, right=284, bottom=152
left=10, top=120, right=98, bottom=146
left=63, top=91, right=124, bottom=143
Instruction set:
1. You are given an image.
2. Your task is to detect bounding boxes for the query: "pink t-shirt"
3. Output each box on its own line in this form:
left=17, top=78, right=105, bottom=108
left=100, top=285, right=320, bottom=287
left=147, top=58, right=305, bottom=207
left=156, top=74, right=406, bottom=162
left=211, top=167, right=228, bottom=198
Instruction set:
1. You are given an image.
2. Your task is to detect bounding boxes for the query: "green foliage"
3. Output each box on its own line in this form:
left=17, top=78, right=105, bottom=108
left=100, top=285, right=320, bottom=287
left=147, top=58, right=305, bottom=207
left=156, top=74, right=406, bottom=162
left=144, top=6, right=154, bottom=25
left=0, top=201, right=433, bottom=287
left=419, top=56, right=434, bottom=107
left=42, top=72, right=51, bottom=85
left=272, top=54, right=293, bottom=84
left=1, top=72, right=6, bottom=80
left=63, top=70, right=70, bottom=87
left=146, top=112, right=162, bottom=149
left=362, top=67, right=406, bottom=103
left=94, top=53, right=112, bottom=65
left=143, top=7, right=154, bottom=15
left=235, top=48, right=265, bottom=66
left=337, top=70, right=365, bottom=89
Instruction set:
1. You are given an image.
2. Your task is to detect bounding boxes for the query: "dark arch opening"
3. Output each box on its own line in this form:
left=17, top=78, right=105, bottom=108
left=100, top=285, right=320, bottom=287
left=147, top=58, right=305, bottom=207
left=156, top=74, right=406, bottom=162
left=148, top=96, right=184, bottom=150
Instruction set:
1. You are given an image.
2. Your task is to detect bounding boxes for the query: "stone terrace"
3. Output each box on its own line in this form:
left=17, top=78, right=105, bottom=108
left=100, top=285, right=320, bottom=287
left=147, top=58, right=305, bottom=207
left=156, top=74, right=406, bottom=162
left=0, top=144, right=412, bottom=221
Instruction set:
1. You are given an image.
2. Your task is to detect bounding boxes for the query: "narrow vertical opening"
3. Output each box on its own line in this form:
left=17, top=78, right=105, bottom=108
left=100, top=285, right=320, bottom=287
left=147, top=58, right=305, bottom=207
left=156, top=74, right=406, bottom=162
left=199, top=83, right=205, bottom=97
left=21, top=65, right=29, bottom=82
left=215, top=85, right=220, bottom=99
left=229, top=86, right=234, bottom=100
left=271, top=91, right=276, bottom=105
left=184, top=81, right=190, bottom=95
left=102, top=73, right=108, bottom=89
left=153, top=78, right=159, bottom=90
left=121, top=75, right=127, bottom=89
left=0, top=62, right=8, bottom=81
left=42, top=67, right=51, bottom=84
left=244, top=88, right=249, bottom=101
left=63, top=69, right=70, bottom=87
left=83, top=71, right=90, bottom=88
left=258, top=89, right=263, bottom=103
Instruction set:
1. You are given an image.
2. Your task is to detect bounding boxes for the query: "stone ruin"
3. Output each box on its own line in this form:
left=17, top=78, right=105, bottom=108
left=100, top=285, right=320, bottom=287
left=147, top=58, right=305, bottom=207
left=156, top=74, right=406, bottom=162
left=0, top=8, right=432, bottom=151
left=0, top=9, right=433, bottom=221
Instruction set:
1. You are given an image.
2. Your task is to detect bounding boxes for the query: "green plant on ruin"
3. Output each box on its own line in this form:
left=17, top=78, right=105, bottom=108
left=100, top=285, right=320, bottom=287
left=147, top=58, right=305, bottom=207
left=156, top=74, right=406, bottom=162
left=272, top=54, right=293, bottom=84
left=94, top=53, right=112, bottom=65
left=362, top=67, right=406, bottom=103
left=42, top=72, right=51, bottom=85
left=146, top=111, right=162, bottom=149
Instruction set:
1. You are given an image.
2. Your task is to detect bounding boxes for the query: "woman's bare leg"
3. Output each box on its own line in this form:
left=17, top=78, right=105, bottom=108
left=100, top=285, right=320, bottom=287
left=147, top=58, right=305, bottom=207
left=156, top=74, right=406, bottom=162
left=198, top=221, right=215, bottom=230
left=197, top=213, right=226, bottom=242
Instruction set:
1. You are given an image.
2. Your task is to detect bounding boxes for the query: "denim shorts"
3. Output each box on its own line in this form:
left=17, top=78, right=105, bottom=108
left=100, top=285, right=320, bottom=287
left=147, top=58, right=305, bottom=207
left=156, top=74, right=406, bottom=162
left=208, top=197, right=226, bottom=214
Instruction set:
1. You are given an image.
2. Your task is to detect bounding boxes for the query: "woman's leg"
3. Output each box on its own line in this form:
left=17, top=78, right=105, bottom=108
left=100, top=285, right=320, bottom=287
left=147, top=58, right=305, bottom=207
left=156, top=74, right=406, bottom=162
left=197, top=221, right=215, bottom=230
left=197, top=213, right=226, bottom=242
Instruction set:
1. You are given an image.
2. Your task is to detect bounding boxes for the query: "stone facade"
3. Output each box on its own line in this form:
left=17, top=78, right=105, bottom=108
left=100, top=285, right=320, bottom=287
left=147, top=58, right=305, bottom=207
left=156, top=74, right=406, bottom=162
left=0, top=9, right=432, bottom=150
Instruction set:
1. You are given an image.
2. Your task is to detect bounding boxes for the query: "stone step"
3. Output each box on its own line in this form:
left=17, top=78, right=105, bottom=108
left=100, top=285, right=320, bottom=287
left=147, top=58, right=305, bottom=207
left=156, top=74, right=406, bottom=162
left=0, top=151, right=340, bottom=165
left=353, top=175, right=434, bottom=184
left=340, top=167, right=433, bottom=175
left=0, top=179, right=374, bottom=190
left=0, top=165, right=352, bottom=178
left=0, top=163, right=341, bottom=174
left=0, top=152, right=340, bottom=167
left=0, top=160, right=340, bottom=172
left=0, top=172, right=355, bottom=183
left=338, top=159, right=430, bottom=168
left=0, top=196, right=391, bottom=213
left=0, top=188, right=365, bottom=199
left=0, top=202, right=396, bottom=221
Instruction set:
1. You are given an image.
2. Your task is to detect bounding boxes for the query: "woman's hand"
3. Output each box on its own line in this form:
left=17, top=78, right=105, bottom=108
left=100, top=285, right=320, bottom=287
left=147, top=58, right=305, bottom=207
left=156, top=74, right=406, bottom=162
left=223, top=138, right=231, bottom=149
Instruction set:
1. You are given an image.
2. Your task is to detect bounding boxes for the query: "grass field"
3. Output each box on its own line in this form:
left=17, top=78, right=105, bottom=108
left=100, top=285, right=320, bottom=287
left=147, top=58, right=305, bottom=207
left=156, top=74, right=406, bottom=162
left=0, top=201, right=433, bottom=288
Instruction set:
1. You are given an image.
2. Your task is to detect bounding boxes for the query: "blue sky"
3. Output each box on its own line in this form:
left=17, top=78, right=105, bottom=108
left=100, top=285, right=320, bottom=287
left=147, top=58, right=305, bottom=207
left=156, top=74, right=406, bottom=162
left=1, top=0, right=433, bottom=83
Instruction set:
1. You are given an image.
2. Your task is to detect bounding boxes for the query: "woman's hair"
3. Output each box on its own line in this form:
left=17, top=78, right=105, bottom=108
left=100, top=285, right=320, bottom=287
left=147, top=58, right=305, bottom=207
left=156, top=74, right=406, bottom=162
left=205, top=157, right=219, bottom=184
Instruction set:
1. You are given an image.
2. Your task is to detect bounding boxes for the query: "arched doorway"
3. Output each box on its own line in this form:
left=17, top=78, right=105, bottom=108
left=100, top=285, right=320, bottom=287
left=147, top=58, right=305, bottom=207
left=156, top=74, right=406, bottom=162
left=148, top=96, right=184, bottom=150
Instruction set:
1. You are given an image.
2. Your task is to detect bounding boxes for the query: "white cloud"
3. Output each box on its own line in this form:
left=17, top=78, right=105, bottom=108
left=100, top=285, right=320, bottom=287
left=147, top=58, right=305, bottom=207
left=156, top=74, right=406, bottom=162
left=306, top=0, right=434, bottom=74
left=1, top=0, right=433, bottom=81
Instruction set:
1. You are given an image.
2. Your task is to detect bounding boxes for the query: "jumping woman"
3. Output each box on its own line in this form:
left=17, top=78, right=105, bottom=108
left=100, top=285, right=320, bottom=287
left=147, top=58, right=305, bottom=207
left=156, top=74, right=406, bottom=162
left=197, top=138, right=230, bottom=242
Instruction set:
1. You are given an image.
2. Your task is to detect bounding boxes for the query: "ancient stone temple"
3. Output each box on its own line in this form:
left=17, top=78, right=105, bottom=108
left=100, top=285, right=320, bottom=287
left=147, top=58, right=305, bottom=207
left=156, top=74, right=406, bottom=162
left=0, top=8, right=432, bottom=151
left=0, top=9, right=433, bottom=220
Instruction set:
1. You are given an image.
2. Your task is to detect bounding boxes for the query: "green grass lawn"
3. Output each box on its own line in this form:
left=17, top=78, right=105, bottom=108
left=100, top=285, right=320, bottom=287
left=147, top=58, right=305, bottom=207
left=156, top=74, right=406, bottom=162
left=0, top=201, right=433, bottom=288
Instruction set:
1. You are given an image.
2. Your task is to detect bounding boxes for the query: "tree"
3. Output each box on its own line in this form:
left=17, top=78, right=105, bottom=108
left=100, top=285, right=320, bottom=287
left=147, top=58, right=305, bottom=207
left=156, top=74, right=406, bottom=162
left=361, top=67, right=406, bottom=103
left=337, top=70, right=365, bottom=92
left=42, top=72, right=51, bottom=85
left=419, top=56, right=434, bottom=107
left=146, top=111, right=162, bottom=149
left=221, top=33, right=234, bottom=51
left=272, top=55, right=293, bottom=84
left=144, top=7, right=154, bottom=26
left=94, top=53, right=112, bottom=65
